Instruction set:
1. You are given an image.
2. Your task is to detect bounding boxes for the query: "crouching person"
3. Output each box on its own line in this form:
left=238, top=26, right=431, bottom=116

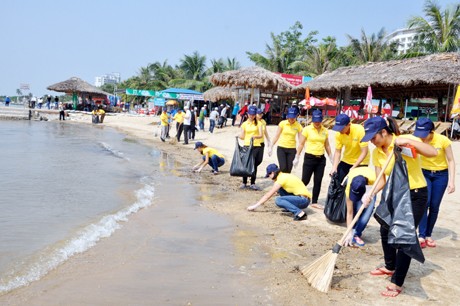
left=247, top=164, right=311, bottom=221
left=192, top=142, right=225, bottom=175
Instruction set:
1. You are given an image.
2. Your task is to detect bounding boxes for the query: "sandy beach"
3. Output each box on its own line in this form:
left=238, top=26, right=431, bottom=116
left=1, top=111, right=459, bottom=305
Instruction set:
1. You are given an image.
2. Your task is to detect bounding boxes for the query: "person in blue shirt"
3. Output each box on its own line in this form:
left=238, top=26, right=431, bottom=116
left=231, top=102, right=240, bottom=126
left=5, top=96, right=10, bottom=106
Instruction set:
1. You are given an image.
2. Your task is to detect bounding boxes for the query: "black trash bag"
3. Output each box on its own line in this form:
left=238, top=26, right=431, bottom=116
left=374, top=148, right=425, bottom=263
left=323, top=172, right=347, bottom=223
left=229, top=137, right=255, bottom=177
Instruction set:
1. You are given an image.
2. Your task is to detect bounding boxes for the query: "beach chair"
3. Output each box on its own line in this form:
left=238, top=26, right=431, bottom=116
left=399, top=121, right=416, bottom=134
left=434, top=122, right=452, bottom=136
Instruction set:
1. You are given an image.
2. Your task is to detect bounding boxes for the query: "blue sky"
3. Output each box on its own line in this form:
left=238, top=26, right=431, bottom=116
left=0, top=0, right=456, bottom=96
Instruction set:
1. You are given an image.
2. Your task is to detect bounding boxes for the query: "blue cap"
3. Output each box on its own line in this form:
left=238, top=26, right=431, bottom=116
left=265, top=163, right=279, bottom=178
left=349, top=175, right=367, bottom=202
left=286, top=107, right=298, bottom=119
left=194, top=142, right=204, bottom=149
left=248, top=106, right=258, bottom=115
left=361, top=117, right=388, bottom=142
left=332, top=114, right=351, bottom=132
left=257, top=108, right=263, bottom=114
left=413, top=117, right=435, bottom=138
left=312, top=110, right=323, bottom=122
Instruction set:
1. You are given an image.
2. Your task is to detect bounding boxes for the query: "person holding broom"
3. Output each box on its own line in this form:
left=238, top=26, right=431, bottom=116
left=360, top=116, right=437, bottom=297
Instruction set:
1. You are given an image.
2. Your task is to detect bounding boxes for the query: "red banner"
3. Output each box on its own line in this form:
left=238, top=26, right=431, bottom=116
left=275, top=73, right=303, bottom=86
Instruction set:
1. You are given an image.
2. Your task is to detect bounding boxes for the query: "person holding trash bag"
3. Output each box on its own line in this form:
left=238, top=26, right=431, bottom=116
left=330, top=114, right=370, bottom=182
left=247, top=164, right=311, bottom=221
left=238, top=105, right=264, bottom=190
left=342, top=167, right=376, bottom=247
left=294, top=109, right=332, bottom=209
left=412, top=118, right=456, bottom=248
left=360, top=116, right=437, bottom=298
left=269, top=107, right=302, bottom=173
left=192, top=142, right=225, bottom=175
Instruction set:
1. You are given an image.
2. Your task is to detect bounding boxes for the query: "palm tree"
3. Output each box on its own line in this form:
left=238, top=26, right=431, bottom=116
left=408, top=0, right=460, bottom=54
left=208, top=58, right=225, bottom=74
left=224, top=57, right=241, bottom=71
left=346, top=28, right=397, bottom=64
left=179, top=51, right=207, bottom=81
left=149, top=60, right=178, bottom=90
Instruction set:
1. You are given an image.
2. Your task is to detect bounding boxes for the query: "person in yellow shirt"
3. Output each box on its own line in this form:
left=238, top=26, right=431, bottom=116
left=342, top=167, right=376, bottom=247
left=269, top=107, right=302, bottom=173
left=192, top=142, right=225, bottom=175
left=294, top=109, right=332, bottom=208
left=159, top=108, right=170, bottom=142
left=330, top=114, right=370, bottom=182
left=239, top=106, right=264, bottom=190
left=412, top=118, right=456, bottom=248
left=360, top=116, right=437, bottom=297
left=247, top=164, right=311, bottom=221
left=172, top=109, right=184, bottom=142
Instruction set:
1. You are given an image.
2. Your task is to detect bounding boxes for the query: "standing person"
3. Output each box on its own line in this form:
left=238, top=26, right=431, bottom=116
left=231, top=102, right=240, bottom=126
left=360, top=116, right=437, bottom=297
left=247, top=164, right=311, bottom=220
left=218, top=104, right=228, bottom=128
left=172, top=109, right=184, bottom=142
left=37, top=96, right=43, bottom=109
left=182, top=106, right=191, bottom=145
left=30, top=96, right=37, bottom=108
left=238, top=102, right=249, bottom=126
left=198, top=106, right=206, bottom=131
left=188, top=106, right=197, bottom=140
left=239, top=106, right=264, bottom=190
left=58, top=102, right=66, bottom=121
left=46, top=95, right=52, bottom=109
left=263, top=99, right=271, bottom=124
left=5, top=96, right=10, bottom=106
left=412, top=118, right=456, bottom=248
left=294, top=109, right=332, bottom=209
left=54, top=96, right=59, bottom=109
left=330, top=114, right=370, bottom=182
left=269, top=107, right=302, bottom=173
left=209, top=107, right=219, bottom=133
left=159, top=108, right=169, bottom=142
left=192, top=142, right=225, bottom=174
left=256, top=108, right=271, bottom=148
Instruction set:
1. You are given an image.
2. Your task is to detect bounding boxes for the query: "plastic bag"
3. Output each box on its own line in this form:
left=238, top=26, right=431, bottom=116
left=229, top=137, right=255, bottom=177
left=323, top=172, right=347, bottom=223
left=374, top=148, right=425, bottom=263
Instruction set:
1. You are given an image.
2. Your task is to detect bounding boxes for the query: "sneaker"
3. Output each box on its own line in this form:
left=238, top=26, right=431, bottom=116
left=248, top=184, right=260, bottom=191
left=294, top=211, right=307, bottom=221
left=160, top=137, right=165, bottom=142
left=352, top=236, right=365, bottom=247
left=213, top=170, right=219, bottom=175
left=239, top=184, right=248, bottom=189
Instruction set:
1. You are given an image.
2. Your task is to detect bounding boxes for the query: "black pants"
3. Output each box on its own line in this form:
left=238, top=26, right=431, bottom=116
left=381, top=187, right=428, bottom=287
left=176, top=123, right=183, bottom=141
left=59, top=110, right=65, bottom=120
left=277, top=146, right=297, bottom=173
left=243, top=146, right=264, bottom=185
left=183, top=125, right=190, bottom=144
left=301, top=153, right=326, bottom=203
left=188, top=125, right=196, bottom=140
left=337, top=161, right=353, bottom=183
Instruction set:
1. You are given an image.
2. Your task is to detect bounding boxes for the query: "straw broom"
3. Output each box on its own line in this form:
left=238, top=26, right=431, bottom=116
left=301, top=152, right=394, bottom=293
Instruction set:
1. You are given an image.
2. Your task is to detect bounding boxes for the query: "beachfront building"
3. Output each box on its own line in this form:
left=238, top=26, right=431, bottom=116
left=95, top=73, right=121, bottom=87
left=386, top=28, right=418, bottom=55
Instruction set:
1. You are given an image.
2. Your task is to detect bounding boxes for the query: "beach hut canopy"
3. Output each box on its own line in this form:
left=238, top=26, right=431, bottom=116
left=47, top=77, right=110, bottom=96
left=203, top=86, right=237, bottom=102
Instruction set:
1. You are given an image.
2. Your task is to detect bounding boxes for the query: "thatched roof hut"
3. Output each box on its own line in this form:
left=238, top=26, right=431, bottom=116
left=296, top=53, right=460, bottom=99
left=210, top=66, right=294, bottom=92
left=203, top=86, right=237, bottom=102
left=47, top=77, right=110, bottom=96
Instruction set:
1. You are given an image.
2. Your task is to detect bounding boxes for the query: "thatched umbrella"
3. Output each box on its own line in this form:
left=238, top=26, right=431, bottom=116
left=210, top=66, right=293, bottom=92
left=203, top=86, right=238, bottom=102
left=47, top=77, right=110, bottom=96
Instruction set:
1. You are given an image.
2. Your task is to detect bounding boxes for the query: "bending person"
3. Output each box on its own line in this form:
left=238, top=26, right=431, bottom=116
left=192, top=142, right=225, bottom=174
left=247, top=164, right=311, bottom=221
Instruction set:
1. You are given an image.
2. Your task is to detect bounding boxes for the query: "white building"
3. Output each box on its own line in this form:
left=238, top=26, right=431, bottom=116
left=386, top=28, right=419, bottom=55
left=95, top=73, right=121, bottom=87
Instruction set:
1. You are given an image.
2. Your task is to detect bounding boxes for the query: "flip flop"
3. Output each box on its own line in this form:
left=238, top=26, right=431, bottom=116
left=370, top=267, right=394, bottom=276
left=381, top=286, right=402, bottom=297
left=426, top=239, right=437, bottom=248
left=420, top=240, right=427, bottom=248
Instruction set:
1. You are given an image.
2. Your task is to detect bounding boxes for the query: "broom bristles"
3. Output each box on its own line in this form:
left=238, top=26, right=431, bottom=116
left=301, top=250, right=339, bottom=293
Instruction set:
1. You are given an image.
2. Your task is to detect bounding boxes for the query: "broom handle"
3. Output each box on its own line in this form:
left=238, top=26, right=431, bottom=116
left=337, top=152, right=394, bottom=245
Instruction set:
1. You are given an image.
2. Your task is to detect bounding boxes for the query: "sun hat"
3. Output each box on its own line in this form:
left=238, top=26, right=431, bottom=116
left=248, top=106, right=258, bottom=115
left=349, top=175, right=368, bottom=202
left=413, top=117, right=435, bottom=138
left=194, top=142, right=204, bottom=150
left=332, top=114, right=351, bottom=132
left=361, top=117, right=388, bottom=142
left=286, top=107, right=298, bottom=119
left=265, top=163, right=280, bottom=178
left=312, top=110, right=323, bottom=122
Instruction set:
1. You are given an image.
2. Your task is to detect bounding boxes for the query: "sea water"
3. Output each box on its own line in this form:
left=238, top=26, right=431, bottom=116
left=0, top=120, right=161, bottom=293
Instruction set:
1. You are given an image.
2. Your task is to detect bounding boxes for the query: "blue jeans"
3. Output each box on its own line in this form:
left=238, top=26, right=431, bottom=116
left=199, top=119, right=204, bottom=130
left=209, top=119, right=216, bottom=133
left=275, top=195, right=310, bottom=217
left=353, top=196, right=376, bottom=237
left=203, top=155, right=225, bottom=172
left=419, top=169, right=449, bottom=238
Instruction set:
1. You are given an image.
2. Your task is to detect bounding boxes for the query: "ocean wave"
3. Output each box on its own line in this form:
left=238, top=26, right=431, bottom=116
left=0, top=178, right=155, bottom=294
left=99, top=142, right=130, bottom=161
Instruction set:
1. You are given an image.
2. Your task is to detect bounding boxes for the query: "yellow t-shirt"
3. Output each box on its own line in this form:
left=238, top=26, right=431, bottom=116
left=345, top=167, right=376, bottom=198
left=241, top=120, right=262, bottom=147
left=160, top=112, right=169, bottom=126
left=372, top=134, right=427, bottom=190
left=420, top=133, right=451, bottom=170
left=202, top=147, right=224, bottom=159
left=173, top=112, right=184, bottom=123
left=278, top=120, right=302, bottom=149
left=301, top=124, right=328, bottom=155
left=335, top=123, right=370, bottom=165
left=275, top=172, right=312, bottom=199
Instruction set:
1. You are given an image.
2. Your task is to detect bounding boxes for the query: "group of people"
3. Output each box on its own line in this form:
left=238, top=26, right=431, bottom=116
left=186, top=103, right=455, bottom=298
